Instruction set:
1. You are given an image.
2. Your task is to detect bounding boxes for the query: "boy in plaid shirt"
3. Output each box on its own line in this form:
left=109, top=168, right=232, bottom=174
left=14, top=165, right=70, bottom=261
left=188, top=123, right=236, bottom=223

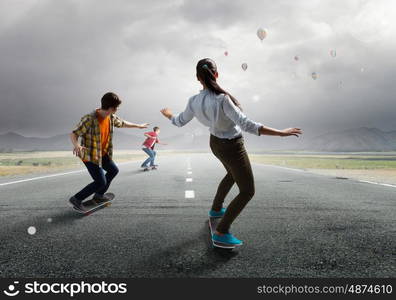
left=69, top=92, right=148, bottom=211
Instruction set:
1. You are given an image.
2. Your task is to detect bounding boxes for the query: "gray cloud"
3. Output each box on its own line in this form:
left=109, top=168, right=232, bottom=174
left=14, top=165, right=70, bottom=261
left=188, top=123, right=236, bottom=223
left=0, top=0, right=395, bottom=140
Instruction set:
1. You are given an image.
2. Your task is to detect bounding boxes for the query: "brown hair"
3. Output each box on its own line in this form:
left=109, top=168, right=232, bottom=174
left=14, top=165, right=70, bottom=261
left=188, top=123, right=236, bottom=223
left=196, top=58, right=242, bottom=110
left=101, top=92, right=122, bottom=110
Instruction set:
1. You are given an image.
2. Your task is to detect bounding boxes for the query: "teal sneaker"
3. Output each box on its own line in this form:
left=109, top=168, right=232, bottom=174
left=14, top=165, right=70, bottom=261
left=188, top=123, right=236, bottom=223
left=208, top=207, right=226, bottom=218
left=212, top=233, right=243, bottom=246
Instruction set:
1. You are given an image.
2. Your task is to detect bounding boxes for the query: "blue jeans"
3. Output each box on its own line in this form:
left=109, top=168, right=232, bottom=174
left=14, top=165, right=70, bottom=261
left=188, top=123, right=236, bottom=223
left=141, top=147, right=156, bottom=167
left=74, top=155, right=119, bottom=202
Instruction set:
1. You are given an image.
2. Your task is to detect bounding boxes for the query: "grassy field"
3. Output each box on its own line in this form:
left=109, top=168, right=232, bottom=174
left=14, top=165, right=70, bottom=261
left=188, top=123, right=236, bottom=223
left=249, top=154, right=396, bottom=185
left=0, top=150, right=146, bottom=176
left=249, top=154, right=396, bottom=169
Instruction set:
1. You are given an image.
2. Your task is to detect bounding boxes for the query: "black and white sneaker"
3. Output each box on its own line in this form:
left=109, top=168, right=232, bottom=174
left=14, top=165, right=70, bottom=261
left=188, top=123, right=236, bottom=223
left=69, top=196, right=85, bottom=211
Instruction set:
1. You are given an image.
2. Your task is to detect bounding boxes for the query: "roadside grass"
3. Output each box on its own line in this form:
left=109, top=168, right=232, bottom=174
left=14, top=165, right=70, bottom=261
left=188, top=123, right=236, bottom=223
left=0, top=151, right=146, bottom=176
left=249, top=154, right=396, bottom=170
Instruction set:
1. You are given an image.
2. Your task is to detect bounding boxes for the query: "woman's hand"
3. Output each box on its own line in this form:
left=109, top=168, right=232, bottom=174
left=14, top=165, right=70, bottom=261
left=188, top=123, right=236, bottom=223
left=73, top=145, right=87, bottom=157
left=279, top=128, right=303, bottom=137
left=160, top=108, right=173, bottom=120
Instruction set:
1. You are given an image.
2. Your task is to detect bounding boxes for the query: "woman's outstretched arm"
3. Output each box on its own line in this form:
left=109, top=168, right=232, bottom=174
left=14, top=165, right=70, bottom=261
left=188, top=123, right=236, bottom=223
left=160, top=98, right=194, bottom=127
left=223, top=95, right=302, bottom=137
left=259, top=126, right=302, bottom=137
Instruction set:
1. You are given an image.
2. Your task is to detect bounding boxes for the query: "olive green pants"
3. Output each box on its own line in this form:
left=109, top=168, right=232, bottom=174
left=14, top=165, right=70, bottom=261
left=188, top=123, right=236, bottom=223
left=209, top=134, right=255, bottom=233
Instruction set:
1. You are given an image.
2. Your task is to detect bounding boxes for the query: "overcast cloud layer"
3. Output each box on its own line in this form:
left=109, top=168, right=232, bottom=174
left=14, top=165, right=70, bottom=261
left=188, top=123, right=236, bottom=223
left=0, top=0, right=396, bottom=139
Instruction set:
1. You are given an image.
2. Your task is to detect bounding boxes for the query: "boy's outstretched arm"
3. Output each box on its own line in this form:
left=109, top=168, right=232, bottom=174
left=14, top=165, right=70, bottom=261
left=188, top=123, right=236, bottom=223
left=112, top=114, right=149, bottom=129
left=122, top=121, right=149, bottom=129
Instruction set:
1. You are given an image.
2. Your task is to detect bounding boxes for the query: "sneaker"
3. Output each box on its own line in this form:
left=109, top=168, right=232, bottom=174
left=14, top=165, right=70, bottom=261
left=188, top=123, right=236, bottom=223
left=143, top=167, right=150, bottom=172
left=92, top=194, right=112, bottom=204
left=208, top=207, right=226, bottom=218
left=69, top=196, right=85, bottom=211
left=212, top=233, right=243, bottom=246
left=151, top=166, right=157, bottom=170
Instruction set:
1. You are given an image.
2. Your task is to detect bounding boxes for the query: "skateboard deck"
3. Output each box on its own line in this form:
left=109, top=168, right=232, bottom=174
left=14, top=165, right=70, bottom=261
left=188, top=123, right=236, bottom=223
left=208, top=217, right=235, bottom=249
left=142, top=166, right=158, bottom=172
left=73, top=193, right=115, bottom=216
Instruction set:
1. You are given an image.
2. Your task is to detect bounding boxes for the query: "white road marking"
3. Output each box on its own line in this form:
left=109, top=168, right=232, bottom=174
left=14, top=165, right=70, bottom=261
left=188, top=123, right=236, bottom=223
left=358, top=180, right=396, bottom=188
left=253, top=163, right=306, bottom=173
left=0, top=160, right=138, bottom=187
left=187, top=171, right=192, bottom=175
left=0, top=170, right=85, bottom=186
left=185, top=190, right=195, bottom=198
left=186, top=178, right=193, bottom=182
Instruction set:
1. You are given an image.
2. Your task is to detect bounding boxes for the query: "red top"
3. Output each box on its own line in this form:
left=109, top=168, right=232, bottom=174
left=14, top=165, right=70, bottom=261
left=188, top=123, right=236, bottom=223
left=142, top=132, right=160, bottom=149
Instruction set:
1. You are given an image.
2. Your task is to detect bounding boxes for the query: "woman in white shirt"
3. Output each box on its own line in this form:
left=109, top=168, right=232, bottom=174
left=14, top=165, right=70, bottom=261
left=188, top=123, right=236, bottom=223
left=161, top=58, right=302, bottom=246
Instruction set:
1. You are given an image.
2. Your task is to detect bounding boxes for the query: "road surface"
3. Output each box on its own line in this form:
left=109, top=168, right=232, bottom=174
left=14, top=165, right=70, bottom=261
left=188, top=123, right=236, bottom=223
left=0, top=153, right=395, bottom=278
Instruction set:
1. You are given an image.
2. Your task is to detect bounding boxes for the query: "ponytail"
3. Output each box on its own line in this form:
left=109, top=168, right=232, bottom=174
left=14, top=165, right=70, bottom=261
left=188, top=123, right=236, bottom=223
left=196, top=58, right=242, bottom=111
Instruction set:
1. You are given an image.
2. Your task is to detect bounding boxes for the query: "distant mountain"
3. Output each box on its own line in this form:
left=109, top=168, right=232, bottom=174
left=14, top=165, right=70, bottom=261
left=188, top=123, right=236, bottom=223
left=0, top=132, right=69, bottom=151
left=303, top=127, right=396, bottom=152
left=0, top=131, right=144, bottom=151
left=189, top=127, right=396, bottom=152
left=0, top=130, right=205, bottom=151
left=1, top=127, right=396, bottom=152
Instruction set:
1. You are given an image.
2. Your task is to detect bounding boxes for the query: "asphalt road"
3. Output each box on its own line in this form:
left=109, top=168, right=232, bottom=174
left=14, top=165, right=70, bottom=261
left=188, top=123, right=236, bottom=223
left=0, top=153, right=395, bottom=278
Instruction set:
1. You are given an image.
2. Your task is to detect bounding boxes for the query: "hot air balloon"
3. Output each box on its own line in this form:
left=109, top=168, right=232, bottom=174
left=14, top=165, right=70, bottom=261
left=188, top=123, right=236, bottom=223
left=330, top=49, right=337, bottom=58
left=257, top=28, right=267, bottom=41
left=311, top=72, right=318, bottom=80
left=294, top=55, right=299, bottom=61
left=241, top=63, right=248, bottom=71
left=224, top=51, right=228, bottom=56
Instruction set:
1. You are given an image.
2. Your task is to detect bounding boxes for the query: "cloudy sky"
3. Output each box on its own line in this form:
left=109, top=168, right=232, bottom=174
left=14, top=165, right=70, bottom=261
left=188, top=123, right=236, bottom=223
left=0, top=0, right=395, bottom=139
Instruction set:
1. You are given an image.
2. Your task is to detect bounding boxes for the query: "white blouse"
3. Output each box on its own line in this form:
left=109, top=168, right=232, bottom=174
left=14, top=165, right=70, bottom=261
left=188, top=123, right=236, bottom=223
left=171, top=89, right=263, bottom=139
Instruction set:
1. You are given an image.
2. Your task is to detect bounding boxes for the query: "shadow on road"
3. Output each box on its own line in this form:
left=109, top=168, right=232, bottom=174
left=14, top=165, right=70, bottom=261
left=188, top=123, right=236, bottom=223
left=0, top=209, right=83, bottom=241
left=129, top=170, right=151, bottom=175
left=129, top=222, right=239, bottom=277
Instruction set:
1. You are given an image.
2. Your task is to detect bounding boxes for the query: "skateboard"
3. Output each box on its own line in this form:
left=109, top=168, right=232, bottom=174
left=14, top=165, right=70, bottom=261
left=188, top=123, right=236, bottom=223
left=208, top=217, right=235, bottom=249
left=73, top=192, right=115, bottom=216
left=142, top=165, right=158, bottom=171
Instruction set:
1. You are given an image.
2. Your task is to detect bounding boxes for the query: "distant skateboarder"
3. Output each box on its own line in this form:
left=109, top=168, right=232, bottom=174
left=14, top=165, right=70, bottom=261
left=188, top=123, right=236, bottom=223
left=69, top=92, right=149, bottom=211
left=141, top=126, right=167, bottom=171
left=161, top=58, right=302, bottom=246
